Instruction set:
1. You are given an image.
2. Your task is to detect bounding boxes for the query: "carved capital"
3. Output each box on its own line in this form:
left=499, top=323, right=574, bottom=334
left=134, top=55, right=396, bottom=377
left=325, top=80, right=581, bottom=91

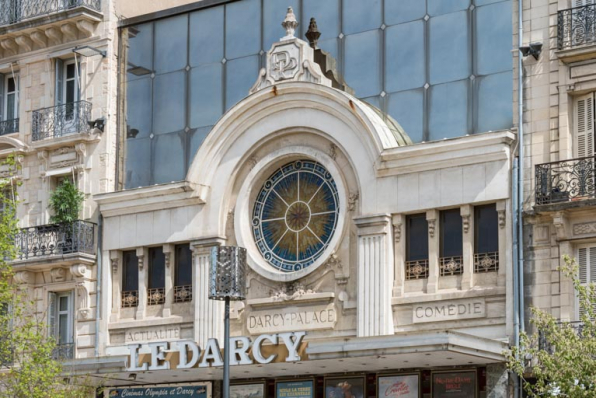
left=70, top=264, right=88, bottom=279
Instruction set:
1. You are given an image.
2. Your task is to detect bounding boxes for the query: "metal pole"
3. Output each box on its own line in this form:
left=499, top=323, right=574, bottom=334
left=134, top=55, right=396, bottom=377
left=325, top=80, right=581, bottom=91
left=223, top=296, right=230, bottom=398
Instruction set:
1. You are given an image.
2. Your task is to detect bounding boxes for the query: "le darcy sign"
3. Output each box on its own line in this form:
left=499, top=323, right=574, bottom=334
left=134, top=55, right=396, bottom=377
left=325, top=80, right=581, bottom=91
left=127, top=332, right=306, bottom=371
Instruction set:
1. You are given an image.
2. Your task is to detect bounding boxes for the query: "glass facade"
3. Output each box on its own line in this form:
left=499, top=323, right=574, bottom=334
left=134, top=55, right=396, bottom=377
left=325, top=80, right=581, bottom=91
left=121, top=0, right=513, bottom=188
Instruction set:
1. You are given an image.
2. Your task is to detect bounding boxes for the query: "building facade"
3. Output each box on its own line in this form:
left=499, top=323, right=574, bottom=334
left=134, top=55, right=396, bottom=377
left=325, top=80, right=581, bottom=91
left=0, top=0, right=527, bottom=397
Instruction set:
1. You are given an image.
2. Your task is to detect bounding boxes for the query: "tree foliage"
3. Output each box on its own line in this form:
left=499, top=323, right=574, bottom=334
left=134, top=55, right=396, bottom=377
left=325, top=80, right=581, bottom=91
left=0, top=156, right=96, bottom=397
left=48, top=179, right=84, bottom=224
left=507, top=255, right=596, bottom=397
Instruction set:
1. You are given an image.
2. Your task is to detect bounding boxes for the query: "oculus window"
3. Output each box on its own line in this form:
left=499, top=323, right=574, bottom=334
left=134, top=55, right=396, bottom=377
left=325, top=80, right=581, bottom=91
left=252, top=160, right=339, bottom=273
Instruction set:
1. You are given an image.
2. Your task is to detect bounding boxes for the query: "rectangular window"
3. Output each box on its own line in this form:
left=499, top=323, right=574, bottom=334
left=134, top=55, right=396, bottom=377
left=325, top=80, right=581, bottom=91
left=578, top=245, right=596, bottom=319
left=48, top=291, right=74, bottom=360
left=174, top=244, right=193, bottom=303
left=574, top=93, right=595, bottom=158
left=0, top=73, right=19, bottom=135
left=121, top=250, right=139, bottom=308
left=148, top=247, right=165, bottom=305
left=439, top=209, right=463, bottom=276
left=406, top=213, right=429, bottom=279
left=474, top=204, right=499, bottom=272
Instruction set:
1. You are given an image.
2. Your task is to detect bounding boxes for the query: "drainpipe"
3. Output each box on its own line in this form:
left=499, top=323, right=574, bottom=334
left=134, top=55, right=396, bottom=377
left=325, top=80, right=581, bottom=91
left=95, top=214, right=103, bottom=358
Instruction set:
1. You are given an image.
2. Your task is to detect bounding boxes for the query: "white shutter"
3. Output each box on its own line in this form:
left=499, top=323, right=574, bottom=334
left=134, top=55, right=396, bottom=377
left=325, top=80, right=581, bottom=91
left=578, top=246, right=596, bottom=318
left=575, top=0, right=595, bottom=7
left=574, top=93, right=595, bottom=158
left=54, top=59, right=64, bottom=105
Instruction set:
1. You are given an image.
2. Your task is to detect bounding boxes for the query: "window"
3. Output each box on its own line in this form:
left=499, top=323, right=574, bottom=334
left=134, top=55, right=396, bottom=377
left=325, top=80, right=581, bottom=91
left=439, top=209, right=463, bottom=276
left=54, top=59, right=81, bottom=136
left=578, top=245, right=596, bottom=319
left=0, top=186, right=15, bottom=217
left=0, top=73, right=19, bottom=135
left=0, top=301, right=13, bottom=367
left=48, top=291, right=74, bottom=359
left=121, top=250, right=139, bottom=308
left=474, top=204, right=499, bottom=272
left=574, top=93, right=595, bottom=159
left=174, top=244, right=193, bottom=303
left=148, top=247, right=166, bottom=305
left=406, top=213, right=429, bottom=279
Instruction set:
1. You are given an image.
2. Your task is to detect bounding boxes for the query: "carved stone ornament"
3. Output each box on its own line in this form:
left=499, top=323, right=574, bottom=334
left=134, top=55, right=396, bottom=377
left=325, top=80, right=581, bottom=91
left=324, top=252, right=342, bottom=270
left=393, top=223, right=402, bottom=243
left=574, top=222, right=596, bottom=236
left=270, top=282, right=315, bottom=301
left=348, top=192, right=359, bottom=212
left=428, top=219, right=436, bottom=238
left=70, top=264, right=88, bottom=279
left=50, top=267, right=66, bottom=282
left=111, top=258, right=118, bottom=273
left=497, top=210, right=505, bottom=229
left=165, top=252, right=171, bottom=268
left=138, top=255, right=144, bottom=270
left=329, top=143, right=337, bottom=161
left=462, top=215, right=470, bottom=233
left=250, top=9, right=331, bottom=93
left=13, top=271, right=33, bottom=284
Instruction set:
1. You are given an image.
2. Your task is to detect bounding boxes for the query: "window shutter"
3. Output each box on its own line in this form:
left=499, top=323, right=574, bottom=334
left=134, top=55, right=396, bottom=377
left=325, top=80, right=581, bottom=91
left=48, top=292, right=57, bottom=339
left=55, top=59, right=64, bottom=105
left=574, top=92, right=595, bottom=158
left=575, top=0, right=595, bottom=6
left=0, top=73, right=5, bottom=121
left=578, top=246, right=596, bottom=318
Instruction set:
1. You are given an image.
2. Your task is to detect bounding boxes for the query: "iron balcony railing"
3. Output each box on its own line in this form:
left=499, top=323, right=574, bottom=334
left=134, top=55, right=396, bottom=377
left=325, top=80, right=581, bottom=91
left=0, top=119, right=19, bottom=136
left=535, top=156, right=596, bottom=205
left=51, top=342, right=74, bottom=360
left=14, top=220, right=96, bottom=260
left=558, top=4, right=596, bottom=50
left=539, top=321, right=585, bottom=353
left=32, top=101, right=92, bottom=141
left=0, top=0, right=101, bottom=27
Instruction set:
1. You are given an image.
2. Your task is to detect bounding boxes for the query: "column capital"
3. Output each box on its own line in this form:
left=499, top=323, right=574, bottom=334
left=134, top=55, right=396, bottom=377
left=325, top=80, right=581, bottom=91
left=190, top=236, right=227, bottom=255
left=354, top=213, right=392, bottom=236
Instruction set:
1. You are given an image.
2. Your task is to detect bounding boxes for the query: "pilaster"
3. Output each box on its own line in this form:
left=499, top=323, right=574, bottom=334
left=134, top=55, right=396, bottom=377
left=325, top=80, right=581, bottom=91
left=426, top=210, right=439, bottom=294
left=496, top=201, right=507, bottom=286
left=163, top=244, right=174, bottom=318
left=109, top=250, right=120, bottom=323
left=135, top=247, right=146, bottom=320
left=354, top=214, right=394, bottom=337
left=392, top=214, right=405, bottom=297
left=461, top=205, right=474, bottom=290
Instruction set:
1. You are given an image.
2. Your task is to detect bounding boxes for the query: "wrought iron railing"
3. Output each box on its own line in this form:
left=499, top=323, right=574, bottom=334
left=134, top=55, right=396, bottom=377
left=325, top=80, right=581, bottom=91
left=406, top=259, right=429, bottom=280
left=51, top=342, right=74, bottom=360
left=539, top=321, right=585, bottom=353
left=121, top=291, right=138, bottom=308
left=0, top=0, right=102, bottom=27
left=13, top=220, right=96, bottom=260
left=558, top=4, right=596, bottom=50
left=474, top=252, right=499, bottom=273
left=148, top=287, right=165, bottom=305
left=440, top=256, right=463, bottom=276
left=32, top=101, right=92, bottom=141
left=535, top=156, right=596, bottom=205
left=0, top=119, right=19, bottom=135
left=174, top=285, right=192, bottom=303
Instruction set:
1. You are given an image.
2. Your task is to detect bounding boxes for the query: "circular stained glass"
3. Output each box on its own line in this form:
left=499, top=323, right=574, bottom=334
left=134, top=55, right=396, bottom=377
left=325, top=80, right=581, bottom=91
left=252, top=160, right=340, bottom=272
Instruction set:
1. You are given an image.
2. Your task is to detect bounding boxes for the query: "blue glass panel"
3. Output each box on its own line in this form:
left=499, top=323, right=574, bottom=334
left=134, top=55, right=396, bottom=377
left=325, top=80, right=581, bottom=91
left=318, top=38, right=339, bottom=61
left=190, top=64, right=223, bottom=128
left=125, top=137, right=151, bottom=189
left=428, top=0, right=470, bottom=16
left=126, top=77, right=151, bottom=139
left=152, top=132, right=186, bottom=184
left=384, top=0, right=426, bottom=25
left=344, top=30, right=381, bottom=98
left=385, top=20, right=425, bottom=92
left=302, top=0, right=340, bottom=39
left=188, top=126, right=213, bottom=169
left=225, top=0, right=261, bottom=59
left=153, top=71, right=186, bottom=134
left=363, top=96, right=381, bottom=109
left=476, top=1, right=513, bottom=75
left=475, top=0, right=505, bottom=5
left=342, top=0, right=382, bottom=35
left=189, top=6, right=224, bottom=67
left=429, top=11, right=470, bottom=84
left=387, top=89, right=424, bottom=143
left=154, top=15, right=188, bottom=74
left=264, top=0, right=300, bottom=49
left=477, top=71, right=513, bottom=133
left=225, top=55, right=259, bottom=110
left=429, top=80, right=469, bottom=140
left=127, top=23, right=153, bottom=81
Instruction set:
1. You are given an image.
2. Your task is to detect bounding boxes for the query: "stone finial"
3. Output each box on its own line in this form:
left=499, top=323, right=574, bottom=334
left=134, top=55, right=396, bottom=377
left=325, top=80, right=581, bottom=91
left=281, top=7, right=298, bottom=40
left=305, top=17, right=321, bottom=49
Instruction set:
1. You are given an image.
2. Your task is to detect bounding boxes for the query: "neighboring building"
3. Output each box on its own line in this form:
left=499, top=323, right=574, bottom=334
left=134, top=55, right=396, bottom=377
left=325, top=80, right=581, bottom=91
left=0, top=0, right=117, bottom=362
left=523, top=0, right=596, bottom=339
left=94, top=0, right=515, bottom=397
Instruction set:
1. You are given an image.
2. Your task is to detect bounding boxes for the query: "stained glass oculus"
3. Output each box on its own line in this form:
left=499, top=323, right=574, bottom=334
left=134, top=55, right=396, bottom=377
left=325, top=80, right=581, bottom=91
left=252, top=160, right=340, bottom=272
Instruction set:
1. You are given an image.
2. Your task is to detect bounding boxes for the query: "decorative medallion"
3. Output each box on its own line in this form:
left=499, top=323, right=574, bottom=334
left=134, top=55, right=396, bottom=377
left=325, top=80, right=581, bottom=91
left=252, top=160, right=339, bottom=272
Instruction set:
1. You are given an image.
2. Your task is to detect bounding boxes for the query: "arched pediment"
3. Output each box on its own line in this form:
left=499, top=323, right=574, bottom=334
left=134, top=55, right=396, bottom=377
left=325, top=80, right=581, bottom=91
left=0, top=136, right=29, bottom=156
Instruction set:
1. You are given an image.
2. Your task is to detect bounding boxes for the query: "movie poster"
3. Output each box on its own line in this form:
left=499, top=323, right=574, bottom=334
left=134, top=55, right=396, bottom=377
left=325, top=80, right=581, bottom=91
left=276, top=380, right=314, bottom=398
left=231, top=383, right=266, bottom=398
left=378, top=375, right=419, bottom=398
left=325, top=377, right=365, bottom=398
left=432, top=371, right=476, bottom=398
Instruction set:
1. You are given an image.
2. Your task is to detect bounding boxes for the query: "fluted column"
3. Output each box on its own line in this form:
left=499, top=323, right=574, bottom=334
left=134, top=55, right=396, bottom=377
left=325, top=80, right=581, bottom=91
left=354, top=214, right=394, bottom=337
left=191, top=238, right=226, bottom=348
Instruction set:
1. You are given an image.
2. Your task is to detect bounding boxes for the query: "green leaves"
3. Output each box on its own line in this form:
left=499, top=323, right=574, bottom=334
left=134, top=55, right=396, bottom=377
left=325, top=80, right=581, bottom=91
left=48, top=179, right=84, bottom=224
left=507, top=256, right=596, bottom=397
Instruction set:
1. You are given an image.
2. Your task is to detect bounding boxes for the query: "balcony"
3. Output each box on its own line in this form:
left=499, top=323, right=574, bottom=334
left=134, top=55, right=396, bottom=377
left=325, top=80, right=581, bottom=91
left=539, top=321, right=585, bottom=353
left=535, top=157, right=595, bottom=206
left=51, top=342, right=74, bottom=360
left=32, top=101, right=92, bottom=142
left=557, top=4, right=596, bottom=62
left=0, top=0, right=101, bottom=28
left=13, top=220, right=96, bottom=261
left=0, top=119, right=19, bottom=136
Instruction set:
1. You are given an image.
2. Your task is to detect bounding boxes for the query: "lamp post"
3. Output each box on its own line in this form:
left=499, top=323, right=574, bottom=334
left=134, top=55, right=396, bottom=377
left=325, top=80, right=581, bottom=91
left=209, top=246, right=247, bottom=398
